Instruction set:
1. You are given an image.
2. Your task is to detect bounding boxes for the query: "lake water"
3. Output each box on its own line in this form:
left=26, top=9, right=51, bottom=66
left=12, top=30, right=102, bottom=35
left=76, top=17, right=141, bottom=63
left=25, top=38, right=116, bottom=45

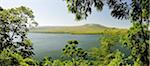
left=28, top=33, right=101, bottom=60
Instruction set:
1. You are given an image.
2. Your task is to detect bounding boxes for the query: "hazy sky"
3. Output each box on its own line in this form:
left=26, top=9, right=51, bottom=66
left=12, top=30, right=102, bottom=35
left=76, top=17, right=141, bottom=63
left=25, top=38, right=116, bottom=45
left=0, top=0, right=131, bottom=28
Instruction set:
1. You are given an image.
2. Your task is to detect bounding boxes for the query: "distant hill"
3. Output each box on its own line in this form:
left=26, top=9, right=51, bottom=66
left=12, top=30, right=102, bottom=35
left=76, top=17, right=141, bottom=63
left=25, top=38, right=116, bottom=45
left=30, top=24, right=127, bottom=34
left=82, top=24, right=107, bottom=28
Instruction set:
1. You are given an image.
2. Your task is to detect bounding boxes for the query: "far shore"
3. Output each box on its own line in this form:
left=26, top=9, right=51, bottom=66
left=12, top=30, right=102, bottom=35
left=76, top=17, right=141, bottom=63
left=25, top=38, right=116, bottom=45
left=29, top=32, right=104, bottom=35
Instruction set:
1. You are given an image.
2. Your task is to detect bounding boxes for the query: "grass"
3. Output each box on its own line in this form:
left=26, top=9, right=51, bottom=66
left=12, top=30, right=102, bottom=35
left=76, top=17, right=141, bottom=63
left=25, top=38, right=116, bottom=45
left=30, top=24, right=128, bottom=35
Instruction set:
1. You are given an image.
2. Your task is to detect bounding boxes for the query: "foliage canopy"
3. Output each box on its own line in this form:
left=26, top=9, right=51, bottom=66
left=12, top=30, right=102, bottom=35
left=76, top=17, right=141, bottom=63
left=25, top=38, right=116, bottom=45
left=65, top=0, right=150, bottom=66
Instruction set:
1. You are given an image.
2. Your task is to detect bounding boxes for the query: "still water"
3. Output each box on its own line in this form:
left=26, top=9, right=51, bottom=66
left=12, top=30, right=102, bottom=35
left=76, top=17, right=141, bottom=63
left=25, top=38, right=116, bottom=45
left=28, top=33, right=101, bottom=60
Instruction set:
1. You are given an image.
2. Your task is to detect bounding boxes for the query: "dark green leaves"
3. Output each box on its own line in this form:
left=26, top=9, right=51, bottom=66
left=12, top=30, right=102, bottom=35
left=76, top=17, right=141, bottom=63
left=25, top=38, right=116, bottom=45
left=65, top=0, right=131, bottom=20
left=0, top=6, right=37, bottom=65
left=65, top=0, right=104, bottom=20
left=62, top=40, right=87, bottom=60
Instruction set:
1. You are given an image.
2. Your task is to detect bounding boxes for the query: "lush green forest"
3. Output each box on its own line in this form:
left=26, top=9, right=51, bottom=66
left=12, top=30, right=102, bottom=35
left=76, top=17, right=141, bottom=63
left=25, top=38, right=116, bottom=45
left=0, top=0, right=149, bottom=66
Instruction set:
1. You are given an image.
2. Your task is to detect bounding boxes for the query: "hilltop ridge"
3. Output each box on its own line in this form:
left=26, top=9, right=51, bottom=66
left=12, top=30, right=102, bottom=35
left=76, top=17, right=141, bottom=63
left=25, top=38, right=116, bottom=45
left=30, top=24, right=126, bottom=34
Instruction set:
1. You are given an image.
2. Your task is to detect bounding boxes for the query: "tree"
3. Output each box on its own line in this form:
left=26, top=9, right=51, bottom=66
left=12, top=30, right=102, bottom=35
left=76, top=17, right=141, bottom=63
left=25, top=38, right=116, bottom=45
left=65, top=0, right=149, bottom=66
left=62, top=40, right=87, bottom=60
left=0, top=6, right=37, bottom=65
left=40, top=40, right=89, bottom=66
left=0, top=48, right=37, bottom=66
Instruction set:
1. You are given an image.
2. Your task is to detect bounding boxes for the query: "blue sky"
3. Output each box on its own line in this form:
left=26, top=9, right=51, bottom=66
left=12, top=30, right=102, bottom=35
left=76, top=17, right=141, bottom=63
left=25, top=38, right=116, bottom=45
left=0, top=0, right=131, bottom=28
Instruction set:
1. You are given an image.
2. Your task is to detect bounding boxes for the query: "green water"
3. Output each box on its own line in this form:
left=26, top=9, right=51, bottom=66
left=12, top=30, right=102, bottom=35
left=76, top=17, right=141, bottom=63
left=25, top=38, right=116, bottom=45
left=28, top=33, right=101, bottom=60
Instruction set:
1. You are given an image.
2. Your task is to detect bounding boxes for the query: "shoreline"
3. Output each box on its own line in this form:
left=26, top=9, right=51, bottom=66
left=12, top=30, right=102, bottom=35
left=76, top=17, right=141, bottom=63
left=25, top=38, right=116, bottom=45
left=29, top=32, right=103, bottom=35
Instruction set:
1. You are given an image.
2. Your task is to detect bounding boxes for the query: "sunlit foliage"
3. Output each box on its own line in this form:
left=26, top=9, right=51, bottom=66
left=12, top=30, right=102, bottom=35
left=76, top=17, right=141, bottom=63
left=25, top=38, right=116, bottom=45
left=0, top=48, right=37, bottom=66
left=65, top=0, right=150, bottom=66
left=0, top=6, right=37, bottom=65
left=62, top=40, right=88, bottom=60
left=0, top=0, right=149, bottom=66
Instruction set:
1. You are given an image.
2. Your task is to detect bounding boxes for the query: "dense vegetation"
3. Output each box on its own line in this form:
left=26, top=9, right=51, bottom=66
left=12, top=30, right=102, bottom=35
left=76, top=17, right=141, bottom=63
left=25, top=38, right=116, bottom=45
left=0, top=0, right=149, bottom=66
left=65, top=0, right=150, bottom=65
left=0, top=6, right=37, bottom=65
